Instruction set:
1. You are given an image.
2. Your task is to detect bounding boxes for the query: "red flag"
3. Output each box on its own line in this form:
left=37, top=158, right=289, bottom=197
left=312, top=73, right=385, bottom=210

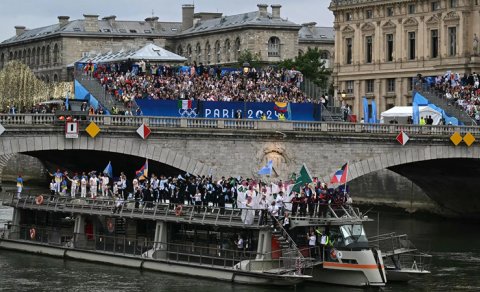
left=396, top=131, right=409, bottom=146
left=330, top=163, right=349, bottom=184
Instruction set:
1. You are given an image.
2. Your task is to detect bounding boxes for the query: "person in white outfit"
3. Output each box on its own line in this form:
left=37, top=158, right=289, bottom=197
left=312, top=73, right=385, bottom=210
left=89, top=173, right=98, bottom=198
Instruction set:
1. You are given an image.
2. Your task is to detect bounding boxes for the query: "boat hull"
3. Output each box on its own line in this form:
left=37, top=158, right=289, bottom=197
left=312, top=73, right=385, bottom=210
left=386, top=268, right=430, bottom=282
left=0, top=239, right=304, bottom=286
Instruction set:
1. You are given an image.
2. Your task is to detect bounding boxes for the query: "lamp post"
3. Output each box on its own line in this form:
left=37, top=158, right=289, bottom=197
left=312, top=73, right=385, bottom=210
left=242, top=62, right=250, bottom=117
left=242, top=62, right=250, bottom=75
left=341, top=90, right=346, bottom=100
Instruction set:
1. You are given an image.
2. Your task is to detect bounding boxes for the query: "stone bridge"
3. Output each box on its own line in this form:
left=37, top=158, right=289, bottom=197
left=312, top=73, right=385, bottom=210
left=0, top=114, right=479, bottom=217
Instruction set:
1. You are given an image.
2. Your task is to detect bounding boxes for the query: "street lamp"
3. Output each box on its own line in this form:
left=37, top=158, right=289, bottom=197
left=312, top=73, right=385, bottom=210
left=341, top=90, right=346, bottom=100
left=243, top=62, right=250, bottom=74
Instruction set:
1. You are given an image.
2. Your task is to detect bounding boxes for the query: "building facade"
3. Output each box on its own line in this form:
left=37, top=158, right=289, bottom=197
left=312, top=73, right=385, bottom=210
left=330, top=0, right=480, bottom=118
left=0, top=4, right=334, bottom=83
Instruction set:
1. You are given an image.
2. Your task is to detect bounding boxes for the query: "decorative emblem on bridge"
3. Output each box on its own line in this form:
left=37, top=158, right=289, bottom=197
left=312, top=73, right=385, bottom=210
left=136, top=123, right=151, bottom=140
left=463, top=132, right=476, bottom=147
left=85, top=122, right=101, bottom=138
left=396, top=131, right=409, bottom=146
left=450, top=132, right=463, bottom=146
left=0, top=123, right=5, bottom=136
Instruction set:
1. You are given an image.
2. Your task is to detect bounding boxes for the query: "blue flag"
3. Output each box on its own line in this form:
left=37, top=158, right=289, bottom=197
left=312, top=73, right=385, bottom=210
left=370, top=100, right=377, bottom=123
left=413, top=102, right=420, bottom=125
left=65, top=91, right=70, bottom=111
left=258, top=160, right=273, bottom=176
left=103, top=161, right=113, bottom=178
left=362, top=97, right=369, bottom=123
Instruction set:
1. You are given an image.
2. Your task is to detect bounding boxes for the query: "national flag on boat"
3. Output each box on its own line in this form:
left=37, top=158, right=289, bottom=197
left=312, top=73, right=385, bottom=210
left=291, top=164, right=313, bottom=193
left=178, top=100, right=192, bottom=110
left=330, top=163, right=348, bottom=184
left=136, top=123, right=151, bottom=139
left=258, top=160, right=273, bottom=176
left=396, top=131, right=409, bottom=146
left=103, top=161, right=113, bottom=178
left=274, top=102, right=288, bottom=113
left=136, top=159, right=148, bottom=180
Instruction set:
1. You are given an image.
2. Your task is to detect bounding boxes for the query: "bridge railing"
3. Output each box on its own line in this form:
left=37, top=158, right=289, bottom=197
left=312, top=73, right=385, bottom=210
left=0, top=114, right=479, bottom=136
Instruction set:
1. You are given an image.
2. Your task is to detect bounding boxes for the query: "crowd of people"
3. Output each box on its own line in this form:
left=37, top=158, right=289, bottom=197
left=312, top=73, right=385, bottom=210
left=85, top=61, right=314, bottom=108
left=430, top=72, right=480, bottom=124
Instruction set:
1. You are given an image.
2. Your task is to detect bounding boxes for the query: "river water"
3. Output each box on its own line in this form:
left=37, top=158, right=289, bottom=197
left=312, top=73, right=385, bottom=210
left=1, top=205, right=479, bottom=291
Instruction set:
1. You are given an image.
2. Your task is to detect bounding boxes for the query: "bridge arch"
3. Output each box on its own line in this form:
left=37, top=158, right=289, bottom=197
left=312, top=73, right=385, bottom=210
left=0, top=135, right=213, bottom=178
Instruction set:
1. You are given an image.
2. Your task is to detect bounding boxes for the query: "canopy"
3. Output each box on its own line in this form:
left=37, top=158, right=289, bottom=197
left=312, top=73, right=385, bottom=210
left=380, top=106, right=442, bottom=125
left=73, top=43, right=186, bottom=65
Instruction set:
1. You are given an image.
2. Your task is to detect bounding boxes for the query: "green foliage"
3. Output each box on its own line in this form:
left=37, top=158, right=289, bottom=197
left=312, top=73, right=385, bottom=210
left=278, top=47, right=331, bottom=88
left=237, top=49, right=261, bottom=69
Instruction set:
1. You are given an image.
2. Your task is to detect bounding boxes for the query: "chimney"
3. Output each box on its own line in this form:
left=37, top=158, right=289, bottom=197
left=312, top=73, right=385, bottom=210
left=83, top=14, right=99, bottom=32
left=14, top=26, right=26, bottom=36
left=302, top=22, right=317, bottom=33
left=145, top=16, right=159, bottom=30
left=257, top=4, right=268, bottom=18
left=58, top=16, right=70, bottom=27
left=182, top=4, right=195, bottom=31
left=271, top=4, right=282, bottom=19
left=103, top=15, right=117, bottom=27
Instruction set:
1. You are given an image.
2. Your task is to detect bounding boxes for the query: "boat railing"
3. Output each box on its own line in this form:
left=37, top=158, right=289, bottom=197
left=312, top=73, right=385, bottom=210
left=369, top=232, right=417, bottom=254
left=7, top=194, right=369, bottom=227
left=5, top=223, right=307, bottom=273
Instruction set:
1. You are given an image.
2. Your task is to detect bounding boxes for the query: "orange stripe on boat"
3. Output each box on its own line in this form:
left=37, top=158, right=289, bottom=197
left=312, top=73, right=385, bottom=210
left=323, top=262, right=384, bottom=269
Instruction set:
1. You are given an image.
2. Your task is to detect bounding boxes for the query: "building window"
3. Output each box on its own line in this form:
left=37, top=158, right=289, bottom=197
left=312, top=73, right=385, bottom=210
left=234, top=38, right=241, bottom=61
left=450, top=0, right=457, bottom=8
left=177, top=46, right=183, bottom=57
left=408, top=78, right=414, bottom=91
left=215, top=41, right=221, bottom=63
left=224, top=39, right=231, bottom=62
left=366, top=10, right=373, bottom=19
left=186, top=44, right=192, bottom=63
left=365, top=36, right=373, bottom=63
left=408, top=32, right=416, bottom=60
left=53, top=44, right=59, bottom=64
left=195, top=43, right=201, bottom=63
left=268, top=36, right=281, bottom=57
left=431, top=1, right=439, bottom=11
left=346, top=80, right=354, bottom=94
left=431, top=29, right=439, bottom=58
left=449, top=27, right=457, bottom=56
left=0, top=53, right=4, bottom=69
left=346, top=38, right=353, bottom=64
left=46, top=46, right=50, bottom=65
left=408, top=4, right=416, bottom=14
left=205, top=42, right=211, bottom=64
left=386, top=7, right=394, bottom=17
left=386, top=34, right=394, bottom=62
left=387, top=78, right=396, bottom=92
left=345, top=12, right=352, bottom=21
left=366, top=79, right=374, bottom=93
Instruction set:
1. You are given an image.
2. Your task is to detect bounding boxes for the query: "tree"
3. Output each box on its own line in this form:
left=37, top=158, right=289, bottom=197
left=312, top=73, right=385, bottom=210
left=237, top=49, right=261, bottom=69
left=278, top=47, right=331, bottom=88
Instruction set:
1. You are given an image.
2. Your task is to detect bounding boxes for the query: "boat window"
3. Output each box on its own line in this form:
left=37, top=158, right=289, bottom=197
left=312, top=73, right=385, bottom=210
left=338, top=224, right=369, bottom=248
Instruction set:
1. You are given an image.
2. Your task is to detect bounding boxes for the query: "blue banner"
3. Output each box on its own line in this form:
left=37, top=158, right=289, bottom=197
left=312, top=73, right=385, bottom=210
left=412, top=102, right=420, bottom=125
left=135, top=99, right=321, bottom=121
left=362, top=97, right=369, bottom=122
left=370, top=100, right=377, bottom=123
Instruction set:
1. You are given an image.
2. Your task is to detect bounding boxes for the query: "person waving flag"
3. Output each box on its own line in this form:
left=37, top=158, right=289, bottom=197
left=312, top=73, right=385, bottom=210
left=136, top=160, right=148, bottom=180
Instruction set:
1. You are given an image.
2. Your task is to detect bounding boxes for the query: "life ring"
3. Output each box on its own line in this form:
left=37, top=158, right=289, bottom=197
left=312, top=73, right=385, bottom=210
left=175, top=205, right=183, bottom=216
left=29, top=228, right=36, bottom=240
left=336, top=251, right=343, bottom=259
left=330, top=249, right=337, bottom=259
left=35, top=195, right=44, bottom=205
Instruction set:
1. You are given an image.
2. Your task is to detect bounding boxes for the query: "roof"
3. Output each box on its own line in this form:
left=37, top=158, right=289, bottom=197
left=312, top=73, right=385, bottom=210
left=73, top=43, right=186, bottom=65
left=298, top=26, right=335, bottom=42
left=1, top=19, right=182, bottom=45
left=180, top=11, right=301, bottom=35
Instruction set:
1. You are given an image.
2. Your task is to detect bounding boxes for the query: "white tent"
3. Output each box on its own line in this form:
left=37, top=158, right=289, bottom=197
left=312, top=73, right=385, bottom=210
left=380, top=106, right=442, bottom=125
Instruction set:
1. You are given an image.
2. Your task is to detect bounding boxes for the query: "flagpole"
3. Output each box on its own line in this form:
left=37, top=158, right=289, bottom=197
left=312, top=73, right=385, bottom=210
left=343, top=161, right=349, bottom=195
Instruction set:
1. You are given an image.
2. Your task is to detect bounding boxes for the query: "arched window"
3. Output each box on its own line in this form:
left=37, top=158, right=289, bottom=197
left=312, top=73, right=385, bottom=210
left=195, top=43, right=202, bottom=64
left=0, top=53, right=4, bottom=69
left=320, top=51, right=330, bottom=60
left=177, top=45, right=183, bottom=57
left=31, top=48, right=35, bottom=66
left=53, top=44, right=59, bottom=64
left=268, top=36, right=281, bottom=57
left=224, top=39, right=231, bottom=62
left=36, top=47, right=40, bottom=66
left=27, top=48, right=31, bottom=65
left=53, top=74, right=59, bottom=83
left=298, top=49, right=304, bottom=56
left=14, top=51, right=17, bottom=60
left=205, top=41, right=211, bottom=64
left=9, top=52, right=13, bottom=61
left=186, top=44, right=192, bottom=64
left=22, top=49, right=26, bottom=63
left=46, top=45, right=51, bottom=65
left=41, top=46, right=45, bottom=65
left=234, top=38, right=241, bottom=61
left=45, top=75, right=50, bottom=83
left=215, top=40, right=221, bottom=63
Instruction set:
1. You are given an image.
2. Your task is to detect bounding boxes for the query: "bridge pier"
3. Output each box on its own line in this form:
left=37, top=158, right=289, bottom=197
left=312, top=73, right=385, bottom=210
left=73, top=215, right=86, bottom=247
left=153, top=220, right=168, bottom=259
left=256, top=229, right=272, bottom=260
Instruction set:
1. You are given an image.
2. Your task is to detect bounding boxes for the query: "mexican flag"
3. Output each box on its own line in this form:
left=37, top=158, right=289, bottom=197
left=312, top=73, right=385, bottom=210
left=291, top=164, right=313, bottom=193
left=178, top=100, right=192, bottom=110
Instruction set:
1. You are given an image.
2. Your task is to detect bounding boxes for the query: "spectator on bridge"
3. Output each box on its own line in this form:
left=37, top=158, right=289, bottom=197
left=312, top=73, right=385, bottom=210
left=16, top=175, right=23, bottom=199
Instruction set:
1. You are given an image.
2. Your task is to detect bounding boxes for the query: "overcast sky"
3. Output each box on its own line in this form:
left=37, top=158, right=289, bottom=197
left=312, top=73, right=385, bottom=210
left=0, top=0, right=334, bottom=41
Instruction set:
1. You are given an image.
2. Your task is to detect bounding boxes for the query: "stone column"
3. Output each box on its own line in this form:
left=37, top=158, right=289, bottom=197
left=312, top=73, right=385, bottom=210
left=153, top=220, right=168, bottom=259
left=256, top=229, right=272, bottom=260
left=73, top=214, right=86, bottom=247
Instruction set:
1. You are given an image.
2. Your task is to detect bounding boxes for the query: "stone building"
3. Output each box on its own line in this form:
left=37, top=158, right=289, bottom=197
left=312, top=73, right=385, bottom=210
left=0, top=4, right=334, bottom=82
left=330, top=0, right=480, bottom=118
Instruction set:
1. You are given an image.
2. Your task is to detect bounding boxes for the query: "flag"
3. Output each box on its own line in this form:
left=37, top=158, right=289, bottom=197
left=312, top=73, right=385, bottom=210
left=362, top=97, right=369, bottom=122
left=103, top=161, right=113, bottom=178
left=330, top=163, right=349, bottom=184
left=370, top=100, right=377, bottom=123
left=412, top=101, right=420, bottom=125
left=178, top=100, right=192, bottom=110
left=135, top=160, right=148, bottom=180
left=136, top=123, right=151, bottom=139
left=396, top=131, right=410, bottom=146
left=258, top=160, right=273, bottom=175
left=291, top=164, right=313, bottom=193
left=274, top=102, right=288, bottom=113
